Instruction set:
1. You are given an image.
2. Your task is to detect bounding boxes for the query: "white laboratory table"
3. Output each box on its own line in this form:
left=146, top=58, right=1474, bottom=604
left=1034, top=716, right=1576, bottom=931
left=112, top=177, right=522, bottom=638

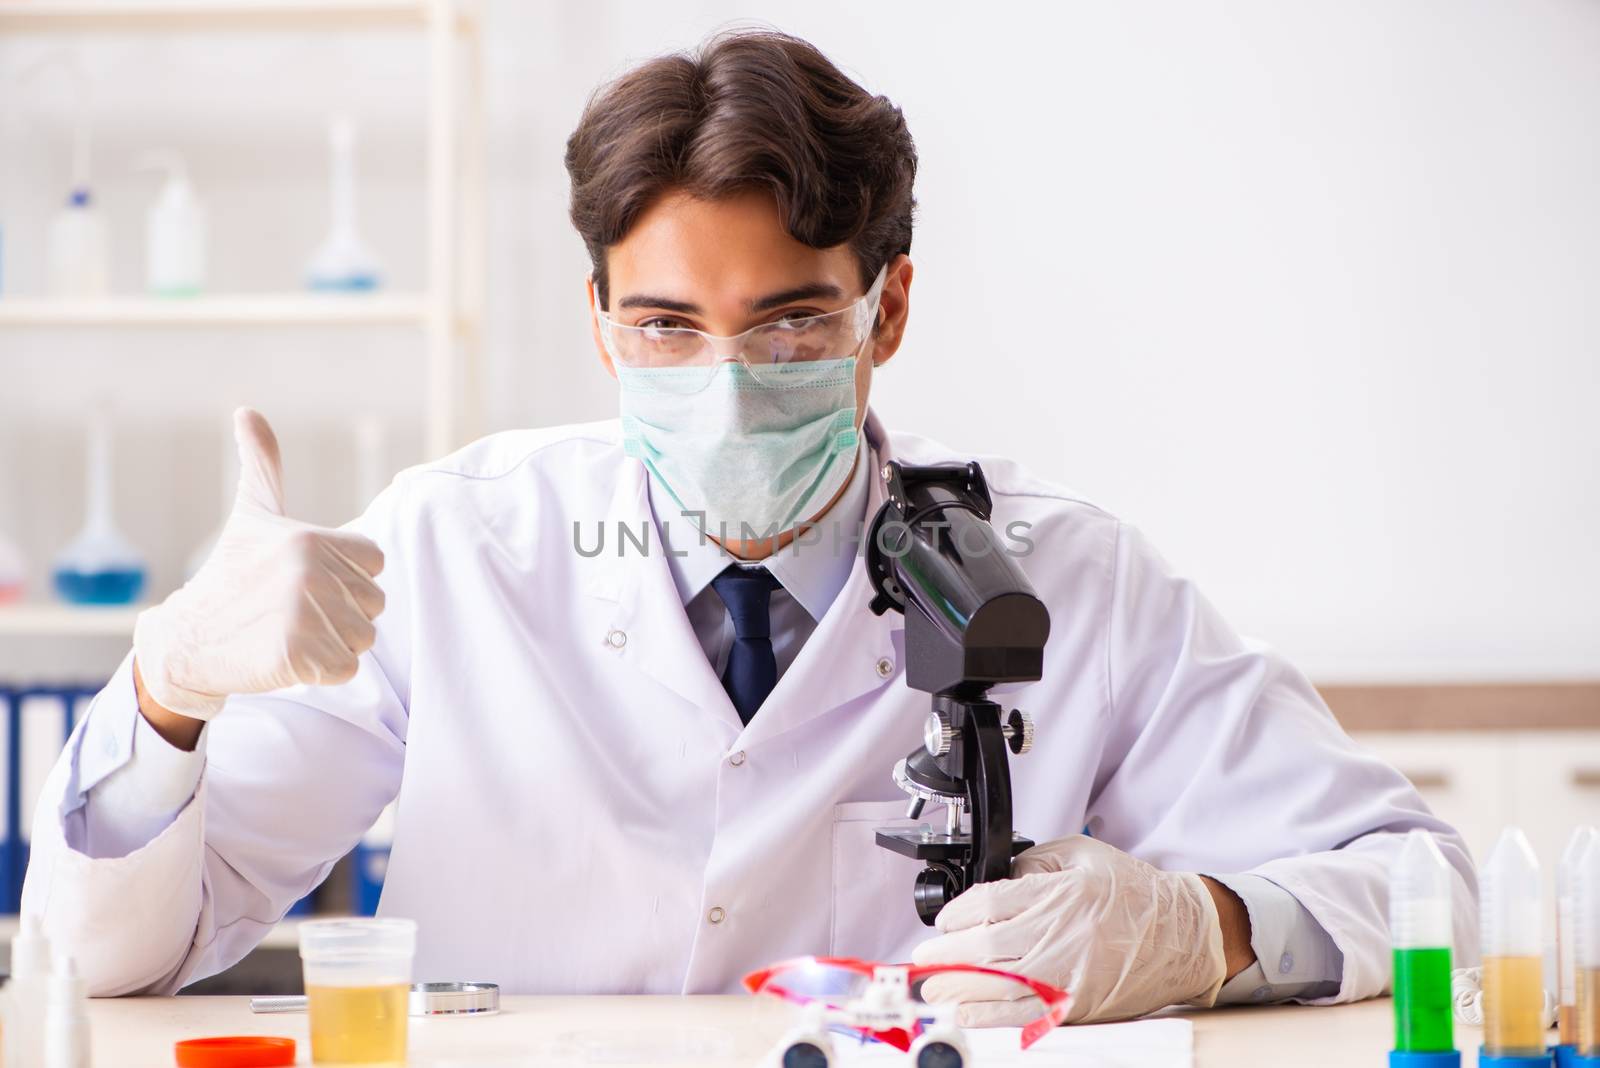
left=85, top=994, right=1517, bottom=1067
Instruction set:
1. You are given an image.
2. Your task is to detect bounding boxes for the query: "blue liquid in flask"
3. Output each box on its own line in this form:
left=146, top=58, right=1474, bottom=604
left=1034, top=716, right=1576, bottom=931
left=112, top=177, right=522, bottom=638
left=53, top=566, right=145, bottom=605
left=54, top=408, right=149, bottom=607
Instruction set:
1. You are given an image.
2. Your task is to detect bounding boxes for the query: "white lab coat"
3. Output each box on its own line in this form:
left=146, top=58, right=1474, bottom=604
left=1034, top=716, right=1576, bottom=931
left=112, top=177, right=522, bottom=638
left=23, top=411, right=1477, bottom=998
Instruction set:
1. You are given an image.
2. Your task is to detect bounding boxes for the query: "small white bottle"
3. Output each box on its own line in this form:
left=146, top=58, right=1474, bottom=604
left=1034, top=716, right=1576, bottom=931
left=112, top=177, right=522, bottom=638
left=140, top=151, right=207, bottom=297
left=0, top=527, right=24, bottom=603
left=45, top=955, right=90, bottom=1068
left=9, top=915, right=55, bottom=1067
left=47, top=187, right=109, bottom=296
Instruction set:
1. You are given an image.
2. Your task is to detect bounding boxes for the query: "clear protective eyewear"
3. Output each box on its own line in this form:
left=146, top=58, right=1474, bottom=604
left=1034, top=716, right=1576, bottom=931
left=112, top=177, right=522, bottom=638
left=596, top=265, right=888, bottom=392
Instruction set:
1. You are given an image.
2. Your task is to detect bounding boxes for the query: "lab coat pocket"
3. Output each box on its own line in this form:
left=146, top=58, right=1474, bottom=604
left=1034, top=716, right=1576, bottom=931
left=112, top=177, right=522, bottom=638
left=830, top=800, right=927, bottom=962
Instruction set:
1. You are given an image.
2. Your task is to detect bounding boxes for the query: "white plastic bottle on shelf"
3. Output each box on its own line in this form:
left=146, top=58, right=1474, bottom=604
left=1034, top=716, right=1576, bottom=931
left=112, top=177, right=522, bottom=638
left=0, top=528, right=23, bottom=603
left=47, top=187, right=109, bottom=297
left=9, top=915, right=55, bottom=1067
left=39, top=53, right=107, bottom=298
left=140, top=151, right=207, bottom=297
left=2, top=418, right=30, bottom=602
left=45, top=955, right=90, bottom=1068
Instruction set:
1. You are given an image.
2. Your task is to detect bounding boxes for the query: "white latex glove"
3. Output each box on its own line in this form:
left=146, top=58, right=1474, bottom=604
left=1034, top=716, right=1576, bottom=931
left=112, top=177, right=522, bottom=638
left=912, top=835, right=1227, bottom=1025
left=132, top=408, right=387, bottom=720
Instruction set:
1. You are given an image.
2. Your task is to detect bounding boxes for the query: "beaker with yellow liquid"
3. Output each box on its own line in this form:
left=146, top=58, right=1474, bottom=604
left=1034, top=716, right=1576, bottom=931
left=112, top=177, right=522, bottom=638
left=299, top=917, right=417, bottom=1065
left=307, top=982, right=408, bottom=1063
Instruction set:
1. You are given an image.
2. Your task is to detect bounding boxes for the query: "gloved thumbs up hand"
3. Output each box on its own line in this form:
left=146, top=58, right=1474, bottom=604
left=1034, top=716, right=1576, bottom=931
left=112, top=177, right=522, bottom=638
left=231, top=406, right=289, bottom=517
left=133, top=408, right=388, bottom=721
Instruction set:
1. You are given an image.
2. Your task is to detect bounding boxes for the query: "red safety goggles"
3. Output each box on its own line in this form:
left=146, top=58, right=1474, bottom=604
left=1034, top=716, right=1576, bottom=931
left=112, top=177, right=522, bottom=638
left=742, top=955, right=1069, bottom=1051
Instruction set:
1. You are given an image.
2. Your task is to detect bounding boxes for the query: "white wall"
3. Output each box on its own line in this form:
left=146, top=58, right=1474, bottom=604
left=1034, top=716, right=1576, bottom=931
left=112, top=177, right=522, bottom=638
left=3, top=0, right=1597, bottom=684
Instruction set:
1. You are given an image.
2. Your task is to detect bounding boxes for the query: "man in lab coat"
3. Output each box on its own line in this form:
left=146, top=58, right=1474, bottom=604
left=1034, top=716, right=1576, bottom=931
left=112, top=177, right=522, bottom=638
left=25, top=31, right=1476, bottom=1023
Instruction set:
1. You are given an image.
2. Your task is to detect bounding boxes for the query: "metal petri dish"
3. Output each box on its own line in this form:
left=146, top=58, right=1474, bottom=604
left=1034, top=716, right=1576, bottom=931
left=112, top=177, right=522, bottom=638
left=408, top=981, right=500, bottom=1016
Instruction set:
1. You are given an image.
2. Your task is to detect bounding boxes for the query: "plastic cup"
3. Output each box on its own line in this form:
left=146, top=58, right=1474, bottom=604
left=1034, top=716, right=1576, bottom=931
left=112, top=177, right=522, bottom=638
left=298, top=918, right=416, bottom=1065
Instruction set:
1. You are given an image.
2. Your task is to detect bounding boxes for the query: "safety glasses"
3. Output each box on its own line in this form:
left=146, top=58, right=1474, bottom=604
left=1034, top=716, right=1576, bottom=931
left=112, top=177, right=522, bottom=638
left=595, top=265, right=887, bottom=392
left=742, top=955, right=1069, bottom=1052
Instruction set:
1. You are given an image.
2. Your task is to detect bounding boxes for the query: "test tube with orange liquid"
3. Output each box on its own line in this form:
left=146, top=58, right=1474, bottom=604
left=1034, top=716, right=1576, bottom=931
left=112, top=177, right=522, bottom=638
left=1558, top=827, right=1597, bottom=1066
left=1573, top=832, right=1600, bottom=1067
left=1479, top=827, right=1552, bottom=1067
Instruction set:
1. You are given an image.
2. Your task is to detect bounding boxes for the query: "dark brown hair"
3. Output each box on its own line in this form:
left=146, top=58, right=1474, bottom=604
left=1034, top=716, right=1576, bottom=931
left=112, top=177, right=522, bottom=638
left=565, top=29, right=917, bottom=309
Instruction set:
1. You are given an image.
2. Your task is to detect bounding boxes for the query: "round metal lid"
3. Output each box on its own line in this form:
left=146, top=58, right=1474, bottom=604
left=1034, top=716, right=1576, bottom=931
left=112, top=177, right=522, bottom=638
left=408, top=980, right=500, bottom=1016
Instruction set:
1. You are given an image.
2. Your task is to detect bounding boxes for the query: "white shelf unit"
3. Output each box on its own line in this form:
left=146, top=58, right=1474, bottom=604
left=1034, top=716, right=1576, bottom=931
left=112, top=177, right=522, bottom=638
left=0, top=0, right=486, bottom=462
left=0, top=0, right=487, bottom=641
left=0, top=1, right=472, bottom=32
left=0, top=604, right=141, bottom=637
left=0, top=293, right=431, bottom=326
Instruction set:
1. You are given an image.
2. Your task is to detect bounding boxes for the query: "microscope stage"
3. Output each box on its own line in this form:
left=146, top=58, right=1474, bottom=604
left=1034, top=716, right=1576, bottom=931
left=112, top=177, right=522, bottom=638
left=875, top=828, right=1035, bottom=862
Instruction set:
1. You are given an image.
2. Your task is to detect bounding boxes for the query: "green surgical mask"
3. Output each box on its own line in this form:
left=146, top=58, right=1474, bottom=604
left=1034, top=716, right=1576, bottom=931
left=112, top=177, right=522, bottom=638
left=618, top=358, right=859, bottom=540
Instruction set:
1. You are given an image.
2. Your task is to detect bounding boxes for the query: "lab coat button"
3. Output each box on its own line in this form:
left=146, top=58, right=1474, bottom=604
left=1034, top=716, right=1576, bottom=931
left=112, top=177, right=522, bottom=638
left=729, top=751, right=746, bottom=767
left=707, top=906, right=726, bottom=925
left=605, top=628, right=627, bottom=649
left=1278, top=953, right=1294, bottom=974
left=1251, top=986, right=1270, bottom=1001
left=875, top=657, right=894, bottom=679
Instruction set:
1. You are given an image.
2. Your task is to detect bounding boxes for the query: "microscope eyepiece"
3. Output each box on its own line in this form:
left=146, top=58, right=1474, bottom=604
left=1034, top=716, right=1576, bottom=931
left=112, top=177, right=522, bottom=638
left=865, top=460, right=1051, bottom=696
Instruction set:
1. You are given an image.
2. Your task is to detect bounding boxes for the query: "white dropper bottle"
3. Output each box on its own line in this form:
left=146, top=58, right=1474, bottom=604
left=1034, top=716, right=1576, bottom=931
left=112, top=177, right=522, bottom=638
left=139, top=150, right=207, bottom=297
left=0, top=462, right=24, bottom=601
left=10, top=915, right=55, bottom=1068
left=45, top=954, right=90, bottom=1068
left=46, top=79, right=108, bottom=297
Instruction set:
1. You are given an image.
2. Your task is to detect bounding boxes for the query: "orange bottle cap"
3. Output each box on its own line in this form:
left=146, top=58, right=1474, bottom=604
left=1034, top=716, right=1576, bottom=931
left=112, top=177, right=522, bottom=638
left=173, top=1036, right=297, bottom=1067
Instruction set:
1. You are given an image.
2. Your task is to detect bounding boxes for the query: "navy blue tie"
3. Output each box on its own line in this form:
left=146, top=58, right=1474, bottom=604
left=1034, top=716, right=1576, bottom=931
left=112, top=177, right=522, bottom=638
left=711, top=565, right=781, bottom=725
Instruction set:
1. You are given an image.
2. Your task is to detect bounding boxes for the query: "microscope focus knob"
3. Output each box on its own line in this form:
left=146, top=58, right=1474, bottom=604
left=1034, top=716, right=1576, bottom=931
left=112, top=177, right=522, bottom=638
left=924, top=711, right=954, bottom=757
left=1004, top=709, right=1035, bottom=755
left=913, top=866, right=959, bottom=926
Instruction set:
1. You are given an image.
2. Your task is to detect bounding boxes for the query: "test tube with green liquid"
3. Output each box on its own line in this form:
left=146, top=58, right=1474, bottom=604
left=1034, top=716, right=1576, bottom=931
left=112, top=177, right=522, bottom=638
left=1390, top=829, right=1459, bottom=1067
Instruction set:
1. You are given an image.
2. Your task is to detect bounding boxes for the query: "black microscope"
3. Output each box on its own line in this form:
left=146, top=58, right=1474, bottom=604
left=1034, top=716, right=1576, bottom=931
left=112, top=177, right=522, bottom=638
left=865, top=460, right=1053, bottom=926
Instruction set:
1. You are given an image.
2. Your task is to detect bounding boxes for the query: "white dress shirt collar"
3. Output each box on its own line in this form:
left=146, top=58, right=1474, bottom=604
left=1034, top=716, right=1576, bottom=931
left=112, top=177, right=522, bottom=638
left=652, top=437, right=873, bottom=623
